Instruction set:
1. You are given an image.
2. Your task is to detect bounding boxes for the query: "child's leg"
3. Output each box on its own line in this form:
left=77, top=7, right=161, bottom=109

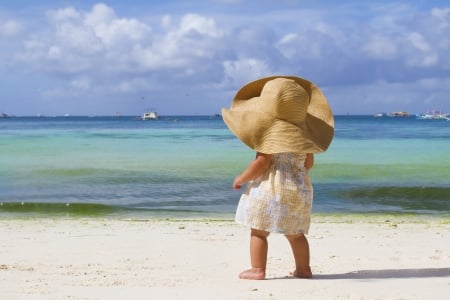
left=285, top=233, right=312, bottom=278
left=239, top=228, right=270, bottom=280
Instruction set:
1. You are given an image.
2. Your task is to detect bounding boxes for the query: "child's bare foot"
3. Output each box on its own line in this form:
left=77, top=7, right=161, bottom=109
left=291, top=267, right=312, bottom=279
left=239, top=268, right=266, bottom=280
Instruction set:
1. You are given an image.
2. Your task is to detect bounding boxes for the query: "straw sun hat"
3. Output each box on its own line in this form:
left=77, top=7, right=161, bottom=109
left=222, top=76, right=334, bottom=154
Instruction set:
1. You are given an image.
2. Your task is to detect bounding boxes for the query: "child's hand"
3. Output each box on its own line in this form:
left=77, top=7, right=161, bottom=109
left=232, top=152, right=271, bottom=190
left=232, top=176, right=243, bottom=190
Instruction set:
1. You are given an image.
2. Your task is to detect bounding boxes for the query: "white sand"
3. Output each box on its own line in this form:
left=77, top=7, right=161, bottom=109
left=0, top=216, right=449, bottom=300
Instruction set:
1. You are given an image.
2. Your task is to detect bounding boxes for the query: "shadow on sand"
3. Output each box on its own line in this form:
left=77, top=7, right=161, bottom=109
left=313, top=268, right=450, bottom=280
left=269, top=268, right=450, bottom=280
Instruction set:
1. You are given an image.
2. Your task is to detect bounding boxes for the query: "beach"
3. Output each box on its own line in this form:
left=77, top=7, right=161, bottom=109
left=1, top=116, right=449, bottom=299
left=1, top=215, right=449, bottom=299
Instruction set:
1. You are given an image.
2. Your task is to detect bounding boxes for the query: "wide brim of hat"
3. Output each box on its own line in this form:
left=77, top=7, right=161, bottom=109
left=222, top=108, right=327, bottom=154
left=222, top=75, right=334, bottom=154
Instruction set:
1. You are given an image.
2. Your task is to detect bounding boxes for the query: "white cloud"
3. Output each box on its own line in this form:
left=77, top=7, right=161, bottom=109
left=363, top=34, right=397, bottom=60
left=0, top=20, right=23, bottom=37
left=47, top=6, right=81, bottom=22
left=222, top=59, right=271, bottom=87
left=431, top=7, right=450, bottom=21
left=14, top=6, right=227, bottom=78
left=85, top=4, right=152, bottom=49
left=276, top=33, right=299, bottom=59
left=70, top=77, right=91, bottom=91
left=159, top=14, right=224, bottom=61
left=84, top=3, right=115, bottom=26
left=161, top=15, right=172, bottom=30
left=404, top=32, right=438, bottom=67
left=178, top=13, right=222, bottom=37
left=114, top=77, right=155, bottom=93
left=408, top=32, right=431, bottom=52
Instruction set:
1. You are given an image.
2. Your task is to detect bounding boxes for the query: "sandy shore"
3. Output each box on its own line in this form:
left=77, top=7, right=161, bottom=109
left=0, top=215, right=449, bottom=300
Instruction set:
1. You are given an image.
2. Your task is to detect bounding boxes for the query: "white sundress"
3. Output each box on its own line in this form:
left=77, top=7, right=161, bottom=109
left=235, top=152, right=313, bottom=235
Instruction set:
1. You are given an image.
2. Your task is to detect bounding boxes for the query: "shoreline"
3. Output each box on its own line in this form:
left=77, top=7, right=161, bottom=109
left=1, top=216, right=449, bottom=299
left=1, top=208, right=449, bottom=222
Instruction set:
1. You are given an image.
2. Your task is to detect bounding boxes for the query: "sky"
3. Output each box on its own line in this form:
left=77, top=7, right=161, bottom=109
left=0, top=0, right=449, bottom=116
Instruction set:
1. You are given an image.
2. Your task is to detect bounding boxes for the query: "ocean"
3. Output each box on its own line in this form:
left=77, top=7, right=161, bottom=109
left=1, top=115, right=449, bottom=218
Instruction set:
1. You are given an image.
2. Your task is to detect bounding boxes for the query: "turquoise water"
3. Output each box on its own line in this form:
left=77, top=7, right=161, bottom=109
left=1, top=115, right=449, bottom=217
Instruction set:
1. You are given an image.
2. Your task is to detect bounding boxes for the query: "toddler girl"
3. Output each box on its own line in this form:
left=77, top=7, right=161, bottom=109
left=222, top=76, right=334, bottom=280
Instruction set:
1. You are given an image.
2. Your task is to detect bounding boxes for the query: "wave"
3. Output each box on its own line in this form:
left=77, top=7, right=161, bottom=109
left=0, top=202, right=130, bottom=216
left=2, top=180, right=449, bottom=217
left=331, top=185, right=450, bottom=212
left=0, top=202, right=228, bottom=218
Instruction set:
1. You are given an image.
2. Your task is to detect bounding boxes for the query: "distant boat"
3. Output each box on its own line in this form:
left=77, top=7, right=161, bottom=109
left=373, top=113, right=384, bottom=118
left=388, top=111, right=409, bottom=117
left=142, top=111, right=158, bottom=120
left=416, top=109, right=448, bottom=120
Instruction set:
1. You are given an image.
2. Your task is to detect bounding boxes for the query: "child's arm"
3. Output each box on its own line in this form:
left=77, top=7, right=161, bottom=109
left=233, top=152, right=272, bottom=190
left=304, top=153, right=314, bottom=170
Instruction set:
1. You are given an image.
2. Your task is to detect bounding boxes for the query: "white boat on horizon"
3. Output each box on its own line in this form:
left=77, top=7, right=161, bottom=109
left=416, top=109, right=448, bottom=120
left=142, top=111, right=158, bottom=120
left=387, top=111, right=410, bottom=117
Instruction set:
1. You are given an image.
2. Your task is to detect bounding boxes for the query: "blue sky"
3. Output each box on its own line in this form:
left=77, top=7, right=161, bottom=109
left=1, top=0, right=449, bottom=116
